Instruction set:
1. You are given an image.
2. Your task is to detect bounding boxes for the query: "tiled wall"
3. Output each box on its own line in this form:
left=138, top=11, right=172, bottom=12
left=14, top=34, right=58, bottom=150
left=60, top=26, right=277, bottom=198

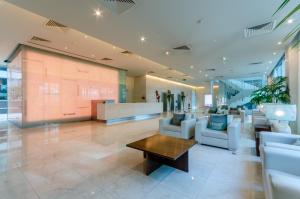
left=8, top=46, right=120, bottom=127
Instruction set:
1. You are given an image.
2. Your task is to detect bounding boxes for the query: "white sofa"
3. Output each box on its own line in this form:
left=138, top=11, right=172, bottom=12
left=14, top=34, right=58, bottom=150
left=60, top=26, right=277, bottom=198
left=195, top=117, right=241, bottom=153
left=260, top=132, right=300, bottom=199
left=159, top=117, right=196, bottom=139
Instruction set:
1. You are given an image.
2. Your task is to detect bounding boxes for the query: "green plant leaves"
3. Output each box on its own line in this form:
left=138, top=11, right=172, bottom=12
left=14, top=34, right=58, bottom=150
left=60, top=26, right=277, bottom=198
left=273, top=0, right=291, bottom=16
left=250, top=76, right=290, bottom=104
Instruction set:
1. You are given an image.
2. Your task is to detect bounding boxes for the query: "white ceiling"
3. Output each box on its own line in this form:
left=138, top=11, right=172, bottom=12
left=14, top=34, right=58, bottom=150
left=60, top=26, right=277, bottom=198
left=2, top=0, right=300, bottom=86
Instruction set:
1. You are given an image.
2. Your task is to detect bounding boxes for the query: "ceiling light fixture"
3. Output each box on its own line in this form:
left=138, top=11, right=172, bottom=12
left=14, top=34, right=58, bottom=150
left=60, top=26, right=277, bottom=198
left=91, top=54, right=95, bottom=58
left=140, top=36, right=146, bottom=42
left=94, top=9, right=103, bottom=17
left=277, top=41, right=282, bottom=45
left=112, top=46, right=116, bottom=49
left=165, top=51, right=170, bottom=55
left=64, top=46, right=68, bottom=50
left=268, top=61, right=273, bottom=64
left=273, top=52, right=277, bottom=55
left=205, top=74, right=208, bottom=77
left=287, top=19, right=294, bottom=24
left=222, top=57, right=227, bottom=61
left=199, top=70, right=202, bottom=73
left=190, top=65, right=194, bottom=69
left=84, top=35, right=88, bottom=39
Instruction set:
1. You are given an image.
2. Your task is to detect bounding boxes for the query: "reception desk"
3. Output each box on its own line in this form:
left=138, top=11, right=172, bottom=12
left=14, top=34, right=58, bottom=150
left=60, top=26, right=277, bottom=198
left=97, top=103, right=163, bottom=124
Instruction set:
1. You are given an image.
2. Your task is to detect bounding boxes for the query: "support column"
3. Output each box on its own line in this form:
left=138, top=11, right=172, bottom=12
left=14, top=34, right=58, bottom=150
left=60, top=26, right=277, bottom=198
left=286, top=32, right=300, bottom=133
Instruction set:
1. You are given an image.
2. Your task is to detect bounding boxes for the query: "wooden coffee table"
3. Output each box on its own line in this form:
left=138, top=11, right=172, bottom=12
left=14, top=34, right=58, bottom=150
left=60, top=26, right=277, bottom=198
left=127, top=134, right=196, bottom=175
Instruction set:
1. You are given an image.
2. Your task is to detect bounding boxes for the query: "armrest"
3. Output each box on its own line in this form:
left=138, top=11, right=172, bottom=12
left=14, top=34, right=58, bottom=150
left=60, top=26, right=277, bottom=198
left=181, top=119, right=196, bottom=139
left=260, top=132, right=300, bottom=145
left=195, top=118, right=208, bottom=132
left=263, top=147, right=300, bottom=176
left=227, top=119, right=241, bottom=151
left=269, top=171, right=300, bottom=199
left=159, top=117, right=172, bottom=132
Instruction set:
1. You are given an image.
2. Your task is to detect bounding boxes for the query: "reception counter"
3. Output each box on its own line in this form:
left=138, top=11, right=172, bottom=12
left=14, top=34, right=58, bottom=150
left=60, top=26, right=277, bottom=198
left=97, top=102, right=163, bottom=124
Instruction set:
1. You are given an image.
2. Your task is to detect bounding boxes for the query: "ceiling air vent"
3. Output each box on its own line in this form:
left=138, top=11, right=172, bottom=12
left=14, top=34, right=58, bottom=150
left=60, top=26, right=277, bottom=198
left=31, top=36, right=51, bottom=42
left=101, top=57, right=113, bottom=61
left=249, top=61, right=264, bottom=65
left=244, top=21, right=275, bottom=38
left=215, top=75, right=224, bottom=79
left=121, top=50, right=133, bottom=55
left=99, top=0, right=136, bottom=14
left=205, top=68, right=216, bottom=72
left=46, top=20, right=67, bottom=28
left=250, top=72, right=260, bottom=75
left=173, top=45, right=191, bottom=50
left=148, top=71, right=155, bottom=74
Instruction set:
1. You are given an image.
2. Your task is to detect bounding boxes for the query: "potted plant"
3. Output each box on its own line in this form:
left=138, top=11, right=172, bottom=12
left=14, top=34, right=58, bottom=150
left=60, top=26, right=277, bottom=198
left=250, top=76, right=290, bottom=105
left=180, top=91, right=186, bottom=111
left=166, top=90, right=172, bottom=112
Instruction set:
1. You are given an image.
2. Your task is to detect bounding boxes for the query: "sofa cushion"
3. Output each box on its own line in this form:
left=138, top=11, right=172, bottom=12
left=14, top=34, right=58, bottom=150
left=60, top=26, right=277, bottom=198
left=265, top=142, right=300, bottom=151
left=163, top=125, right=181, bottom=132
left=170, top=113, right=185, bottom=126
left=207, top=114, right=227, bottom=131
left=270, top=122, right=291, bottom=134
left=202, top=129, right=228, bottom=140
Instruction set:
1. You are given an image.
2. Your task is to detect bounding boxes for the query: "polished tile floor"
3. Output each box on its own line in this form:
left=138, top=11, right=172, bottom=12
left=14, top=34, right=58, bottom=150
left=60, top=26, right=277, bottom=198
left=0, top=118, right=264, bottom=199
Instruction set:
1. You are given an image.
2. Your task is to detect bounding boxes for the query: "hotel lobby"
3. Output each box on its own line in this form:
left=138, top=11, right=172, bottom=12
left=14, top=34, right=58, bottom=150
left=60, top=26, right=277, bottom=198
left=0, top=0, right=300, bottom=199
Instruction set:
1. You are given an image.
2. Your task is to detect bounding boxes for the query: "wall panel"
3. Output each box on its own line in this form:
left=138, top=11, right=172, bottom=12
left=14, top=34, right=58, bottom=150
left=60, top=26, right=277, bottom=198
left=8, top=46, right=120, bottom=127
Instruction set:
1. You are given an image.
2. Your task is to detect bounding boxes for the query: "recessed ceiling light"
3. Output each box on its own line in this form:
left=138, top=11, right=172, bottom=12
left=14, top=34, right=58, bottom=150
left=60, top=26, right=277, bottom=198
left=268, top=61, right=273, bottom=64
left=205, top=74, right=208, bottom=77
left=199, top=70, right=202, bottom=73
left=138, top=56, right=142, bottom=59
left=112, top=46, right=116, bottom=49
left=64, top=46, right=68, bottom=50
left=91, top=54, right=95, bottom=58
left=165, top=51, right=170, bottom=55
left=94, top=9, right=103, bottom=17
left=213, top=39, right=217, bottom=43
left=140, top=36, right=146, bottom=42
left=84, top=35, right=88, bottom=39
left=277, top=41, right=282, bottom=45
left=287, top=19, right=294, bottom=24
left=222, top=57, right=227, bottom=61
left=273, top=52, right=277, bottom=55
left=190, top=65, right=194, bottom=69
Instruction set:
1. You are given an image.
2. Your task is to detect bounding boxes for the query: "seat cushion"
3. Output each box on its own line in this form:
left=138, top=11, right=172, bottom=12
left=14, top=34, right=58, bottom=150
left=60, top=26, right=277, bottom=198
left=265, top=142, right=300, bottom=151
left=170, top=113, right=185, bottom=126
left=271, top=122, right=291, bottom=134
left=201, top=129, right=228, bottom=140
left=207, top=114, right=227, bottom=131
left=163, top=125, right=181, bottom=132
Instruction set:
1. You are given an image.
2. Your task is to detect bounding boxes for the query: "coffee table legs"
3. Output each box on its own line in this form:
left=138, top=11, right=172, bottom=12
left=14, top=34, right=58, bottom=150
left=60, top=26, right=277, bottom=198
left=143, top=151, right=189, bottom=175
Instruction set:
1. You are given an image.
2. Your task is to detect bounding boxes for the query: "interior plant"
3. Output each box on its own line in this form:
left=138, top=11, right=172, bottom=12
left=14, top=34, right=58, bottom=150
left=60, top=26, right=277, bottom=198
left=250, top=76, right=290, bottom=105
left=180, top=91, right=186, bottom=111
left=166, top=90, right=172, bottom=112
left=273, top=0, right=300, bottom=47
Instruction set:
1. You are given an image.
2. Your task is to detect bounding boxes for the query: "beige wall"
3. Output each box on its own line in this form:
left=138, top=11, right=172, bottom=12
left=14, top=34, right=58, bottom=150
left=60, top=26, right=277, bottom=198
left=133, top=76, right=146, bottom=102
left=286, top=33, right=300, bottom=133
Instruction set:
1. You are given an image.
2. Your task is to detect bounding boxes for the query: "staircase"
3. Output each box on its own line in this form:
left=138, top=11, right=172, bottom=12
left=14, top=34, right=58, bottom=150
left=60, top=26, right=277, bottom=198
left=220, top=79, right=260, bottom=107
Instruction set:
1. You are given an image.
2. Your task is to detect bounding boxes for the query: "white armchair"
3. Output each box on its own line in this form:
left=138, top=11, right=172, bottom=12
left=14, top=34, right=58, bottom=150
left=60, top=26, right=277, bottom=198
left=261, top=146, right=300, bottom=199
left=159, top=117, right=196, bottom=139
left=195, top=117, right=241, bottom=153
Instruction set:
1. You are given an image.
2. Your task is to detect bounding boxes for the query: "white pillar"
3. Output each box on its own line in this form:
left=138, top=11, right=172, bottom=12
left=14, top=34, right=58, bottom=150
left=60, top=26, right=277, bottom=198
left=286, top=32, right=300, bottom=133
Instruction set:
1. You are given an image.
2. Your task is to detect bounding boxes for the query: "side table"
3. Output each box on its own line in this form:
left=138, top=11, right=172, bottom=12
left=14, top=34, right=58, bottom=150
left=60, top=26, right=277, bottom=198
left=254, top=124, right=271, bottom=156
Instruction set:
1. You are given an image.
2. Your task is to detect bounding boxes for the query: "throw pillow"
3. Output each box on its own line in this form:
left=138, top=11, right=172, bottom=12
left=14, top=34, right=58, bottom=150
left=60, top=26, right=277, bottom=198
left=170, top=113, right=185, bottom=126
left=294, top=139, right=300, bottom=146
left=207, top=114, right=227, bottom=131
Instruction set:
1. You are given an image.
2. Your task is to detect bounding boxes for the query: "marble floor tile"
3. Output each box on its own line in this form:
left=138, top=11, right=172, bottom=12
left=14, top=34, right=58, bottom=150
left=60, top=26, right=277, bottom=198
left=0, top=118, right=264, bottom=199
